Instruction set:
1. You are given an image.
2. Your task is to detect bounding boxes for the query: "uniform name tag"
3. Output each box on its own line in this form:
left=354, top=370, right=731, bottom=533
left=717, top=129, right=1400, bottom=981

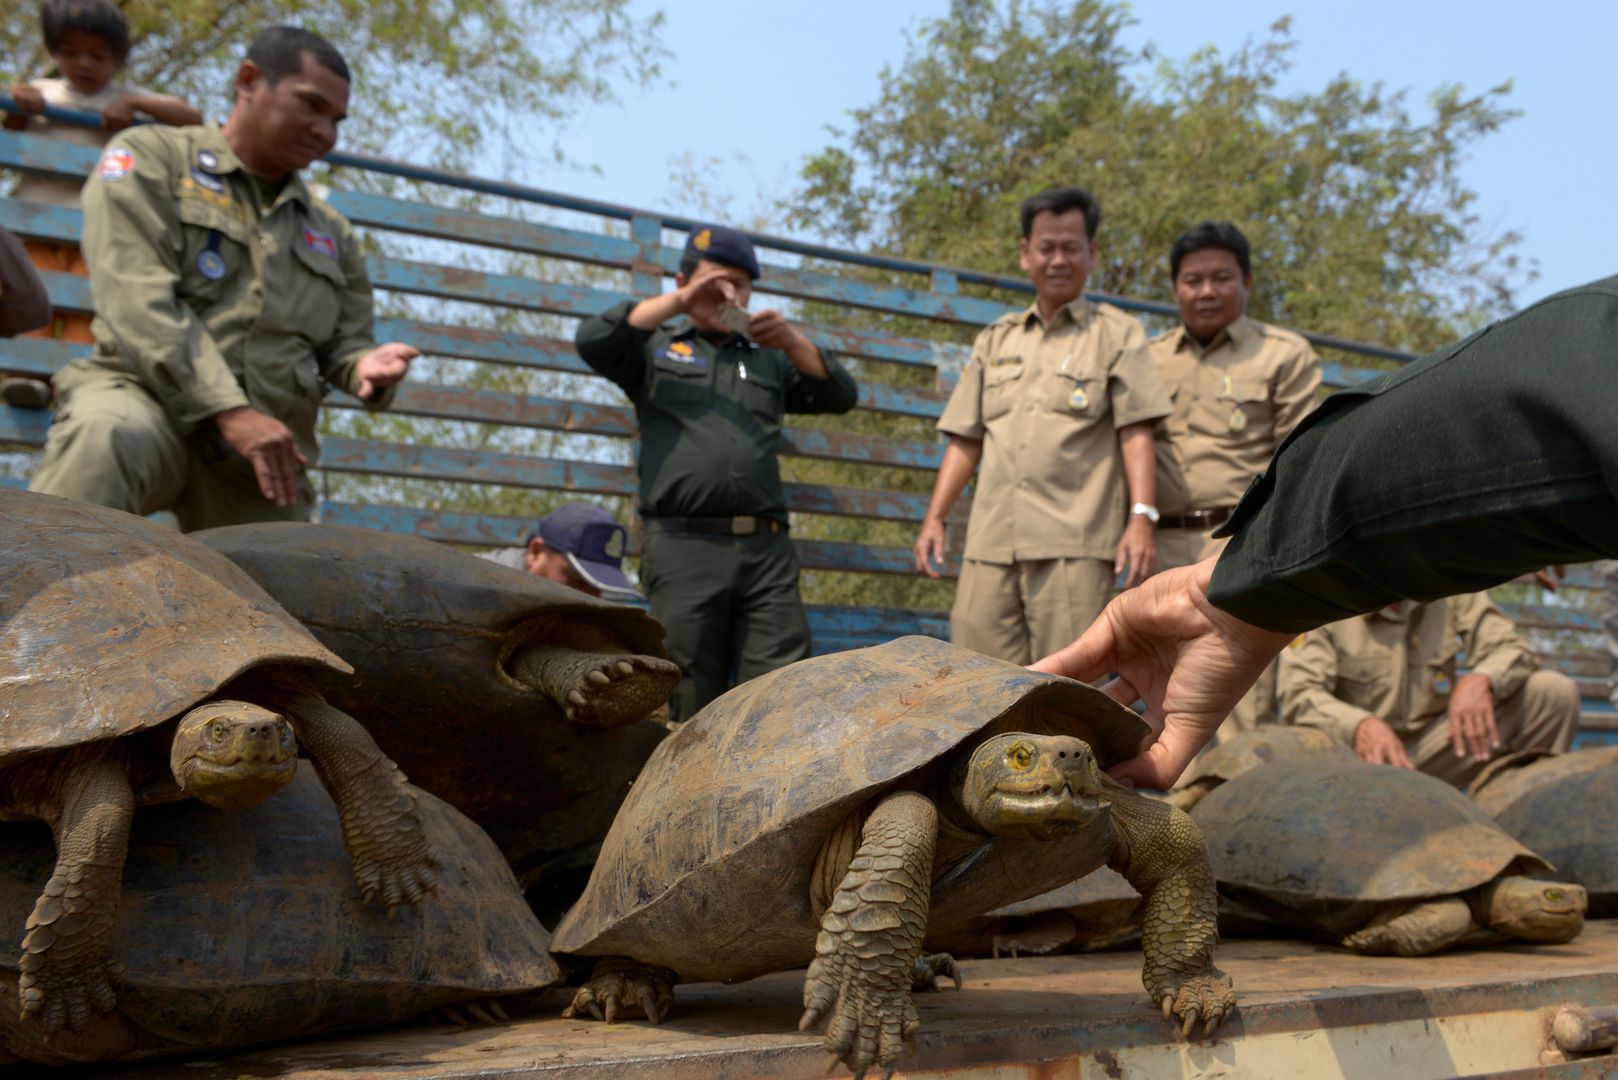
left=302, top=227, right=338, bottom=257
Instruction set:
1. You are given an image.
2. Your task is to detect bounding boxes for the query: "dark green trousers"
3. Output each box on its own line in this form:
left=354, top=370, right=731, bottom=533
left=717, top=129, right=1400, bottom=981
left=640, top=529, right=812, bottom=722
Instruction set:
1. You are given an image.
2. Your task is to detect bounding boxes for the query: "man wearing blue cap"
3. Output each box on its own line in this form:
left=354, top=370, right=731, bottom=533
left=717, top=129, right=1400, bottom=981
left=479, top=501, right=641, bottom=600
left=576, top=224, right=859, bottom=721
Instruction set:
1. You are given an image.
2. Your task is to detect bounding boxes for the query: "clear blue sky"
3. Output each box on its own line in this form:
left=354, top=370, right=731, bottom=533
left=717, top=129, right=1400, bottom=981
left=525, top=0, right=1617, bottom=309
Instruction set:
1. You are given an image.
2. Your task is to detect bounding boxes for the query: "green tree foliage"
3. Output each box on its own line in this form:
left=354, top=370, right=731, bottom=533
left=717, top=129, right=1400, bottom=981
left=2, top=0, right=664, bottom=168
left=792, top=0, right=1530, bottom=353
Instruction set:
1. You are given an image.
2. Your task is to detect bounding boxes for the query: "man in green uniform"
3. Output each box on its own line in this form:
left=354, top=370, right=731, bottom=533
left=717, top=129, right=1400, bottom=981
left=28, top=26, right=417, bottom=529
left=575, top=225, right=859, bottom=722
left=1035, top=275, right=1618, bottom=788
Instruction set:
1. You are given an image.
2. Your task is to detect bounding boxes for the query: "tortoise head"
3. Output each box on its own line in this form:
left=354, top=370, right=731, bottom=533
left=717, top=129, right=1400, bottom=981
left=171, top=701, right=299, bottom=810
left=1473, top=877, right=1588, bottom=944
left=953, top=732, right=1108, bottom=840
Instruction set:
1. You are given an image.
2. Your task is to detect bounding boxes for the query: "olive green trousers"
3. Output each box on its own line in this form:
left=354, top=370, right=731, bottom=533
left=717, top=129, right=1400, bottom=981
left=29, top=369, right=312, bottom=531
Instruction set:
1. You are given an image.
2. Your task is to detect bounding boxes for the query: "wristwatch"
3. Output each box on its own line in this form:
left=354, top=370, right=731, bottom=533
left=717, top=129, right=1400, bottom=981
left=1130, top=502, right=1160, bottom=524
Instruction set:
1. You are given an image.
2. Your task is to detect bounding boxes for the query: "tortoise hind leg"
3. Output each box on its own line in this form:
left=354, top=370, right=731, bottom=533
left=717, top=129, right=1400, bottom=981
left=1342, top=898, right=1475, bottom=956
left=508, top=630, right=679, bottom=728
left=15, top=749, right=133, bottom=1033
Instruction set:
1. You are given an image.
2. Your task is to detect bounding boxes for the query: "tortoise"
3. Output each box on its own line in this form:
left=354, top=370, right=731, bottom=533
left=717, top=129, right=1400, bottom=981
left=1472, top=746, right=1618, bottom=917
left=197, top=522, right=677, bottom=892
left=924, top=866, right=1143, bottom=959
left=551, top=636, right=1236, bottom=1079
left=0, top=490, right=438, bottom=1035
left=0, top=770, right=558, bottom=1065
left=1165, top=726, right=1356, bottom=811
left=1190, top=757, right=1587, bottom=955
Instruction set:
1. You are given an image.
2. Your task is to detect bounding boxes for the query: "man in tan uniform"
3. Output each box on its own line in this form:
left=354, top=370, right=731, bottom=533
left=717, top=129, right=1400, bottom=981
left=914, top=186, right=1170, bottom=664
left=1149, top=222, right=1322, bottom=729
left=1278, top=592, right=1579, bottom=788
left=28, top=26, right=417, bottom=529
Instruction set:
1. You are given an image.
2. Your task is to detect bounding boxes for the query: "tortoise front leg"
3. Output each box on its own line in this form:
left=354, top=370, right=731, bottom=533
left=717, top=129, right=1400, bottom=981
left=265, top=674, right=439, bottom=908
left=1104, top=780, right=1235, bottom=1037
left=801, top=789, right=938, bottom=1080
left=17, top=750, right=132, bottom=1032
left=507, top=624, right=680, bottom=728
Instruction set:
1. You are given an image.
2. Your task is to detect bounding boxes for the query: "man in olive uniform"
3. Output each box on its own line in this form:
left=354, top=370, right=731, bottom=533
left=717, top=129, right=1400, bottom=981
left=1277, top=593, right=1579, bottom=787
left=28, top=26, right=417, bottom=528
left=1033, top=275, right=1618, bottom=790
left=914, top=186, right=1170, bottom=664
left=575, top=225, right=858, bottom=722
left=1149, top=222, right=1322, bottom=730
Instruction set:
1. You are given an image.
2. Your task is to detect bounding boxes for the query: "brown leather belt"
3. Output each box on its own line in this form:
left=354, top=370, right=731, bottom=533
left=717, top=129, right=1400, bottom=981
left=642, top=515, right=788, bottom=537
left=1158, top=506, right=1236, bottom=531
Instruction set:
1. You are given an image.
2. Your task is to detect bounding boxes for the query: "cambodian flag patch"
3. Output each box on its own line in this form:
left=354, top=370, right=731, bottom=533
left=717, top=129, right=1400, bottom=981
left=98, top=148, right=133, bottom=182
left=301, top=227, right=338, bottom=257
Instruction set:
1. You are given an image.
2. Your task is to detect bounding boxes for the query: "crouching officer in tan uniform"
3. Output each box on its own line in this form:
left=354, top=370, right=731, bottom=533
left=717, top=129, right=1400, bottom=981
left=575, top=225, right=859, bottom=722
left=915, top=186, right=1170, bottom=664
left=29, top=26, right=417, bottom=529
left=1148, top=222, right=1321, bottom=730
left=1278, top=592, right=1580, bottom=788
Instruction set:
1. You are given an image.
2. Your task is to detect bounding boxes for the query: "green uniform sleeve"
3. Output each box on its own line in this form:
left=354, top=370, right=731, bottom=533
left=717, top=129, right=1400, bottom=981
left=1451, top=592, right=1536, bottom=700
left=1276, top=629, right=1370, bottom=744
left=575, top=298, right=651, bottom=396
left=314, top=215, right=388, bottom=410
left=784, top=350, right=858, bottom=414
left=1210, top=276, right=1618, bottom=633
left=80, top=130, right=249, bottom=424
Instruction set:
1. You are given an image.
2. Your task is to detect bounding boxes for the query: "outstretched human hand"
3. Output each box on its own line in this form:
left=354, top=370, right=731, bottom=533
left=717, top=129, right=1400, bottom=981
left=1029, top=557, right=1294, bottom=789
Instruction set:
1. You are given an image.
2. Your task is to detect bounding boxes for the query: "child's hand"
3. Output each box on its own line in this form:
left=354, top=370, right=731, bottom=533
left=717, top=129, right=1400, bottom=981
left=101, top=93, right=137, bottom=131
left=11, top=84, right=45, bottom=114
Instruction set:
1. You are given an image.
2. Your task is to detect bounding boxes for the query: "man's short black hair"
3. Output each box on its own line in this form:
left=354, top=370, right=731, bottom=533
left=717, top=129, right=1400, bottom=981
left=1019, top=186, right=1101, bottom=241
left=246, top=26, right=351, bottom=86
left=41, top=0, right=130, bottom=62
left=1170, top=222, right=1252, bottom=280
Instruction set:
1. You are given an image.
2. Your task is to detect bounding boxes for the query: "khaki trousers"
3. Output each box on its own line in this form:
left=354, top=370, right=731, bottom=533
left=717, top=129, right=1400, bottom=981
left=1405, top=670, right=1581, bottom=788
left=29, top=370, right=312, bottom=532
left=1158, top=524, right=1280, bottom=735
left=951, top=556, right=1114, bottom=665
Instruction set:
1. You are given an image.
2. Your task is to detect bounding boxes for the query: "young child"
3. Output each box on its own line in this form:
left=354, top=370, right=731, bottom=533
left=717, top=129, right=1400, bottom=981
left=3, top=0, right=200, bottom=406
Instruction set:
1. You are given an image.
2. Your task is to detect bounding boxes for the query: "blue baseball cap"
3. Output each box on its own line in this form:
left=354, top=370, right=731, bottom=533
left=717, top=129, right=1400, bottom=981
left=536, top=503, right=639, bottom=599
left=684, top=224, right=760, bottom=280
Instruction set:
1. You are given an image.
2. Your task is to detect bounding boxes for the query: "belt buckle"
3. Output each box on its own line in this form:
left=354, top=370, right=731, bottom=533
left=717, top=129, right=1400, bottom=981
left=732, top=515, right=757, bottom=536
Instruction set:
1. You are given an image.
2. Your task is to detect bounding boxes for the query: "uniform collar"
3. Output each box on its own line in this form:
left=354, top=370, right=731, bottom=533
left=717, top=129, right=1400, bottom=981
left=1172, top=313, right=1254, bottom=356
left=1021, top=295, right=1089, bottom=330
left=197, top=123, right=310, bottom=209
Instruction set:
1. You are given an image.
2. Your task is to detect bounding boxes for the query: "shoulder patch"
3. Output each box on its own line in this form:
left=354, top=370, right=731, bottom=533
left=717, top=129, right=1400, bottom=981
left=98, top=148, right=134, bottom=182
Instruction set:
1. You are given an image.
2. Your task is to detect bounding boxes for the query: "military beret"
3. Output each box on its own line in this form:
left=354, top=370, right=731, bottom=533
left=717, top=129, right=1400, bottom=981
left=683, top=224, right=760, bottom=280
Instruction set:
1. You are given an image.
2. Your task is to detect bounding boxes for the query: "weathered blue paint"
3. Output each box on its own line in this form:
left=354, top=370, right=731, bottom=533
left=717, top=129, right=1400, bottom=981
left=0, top=197, right=80, bottom=243
left=0, top=336, right=86, bottom=375
left=318, top=500, right=956, bottom=576
left=0, top=405, right=52, bottom=444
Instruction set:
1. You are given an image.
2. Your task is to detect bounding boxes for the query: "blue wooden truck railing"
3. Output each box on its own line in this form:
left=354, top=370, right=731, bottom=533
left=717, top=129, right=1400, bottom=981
left=1, top=101, right=1610, bottom=745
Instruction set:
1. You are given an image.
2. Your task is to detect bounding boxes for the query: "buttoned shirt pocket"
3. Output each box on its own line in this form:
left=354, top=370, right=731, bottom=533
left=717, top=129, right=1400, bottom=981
left=1216, top=375, right=1276, bottom=437
left=1334, top=656, right=1389, bottom=711
left=1048, top=366, right=1105, bottom=423
left=175, top=198, right=248, bottom=310
left=290, top=234, right=347, bottom=344
left=650, top=353, right=710, bottom=408
left=738, top=362, right=783, bottom=422
left=982, top=359, right=1024, bottom=421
